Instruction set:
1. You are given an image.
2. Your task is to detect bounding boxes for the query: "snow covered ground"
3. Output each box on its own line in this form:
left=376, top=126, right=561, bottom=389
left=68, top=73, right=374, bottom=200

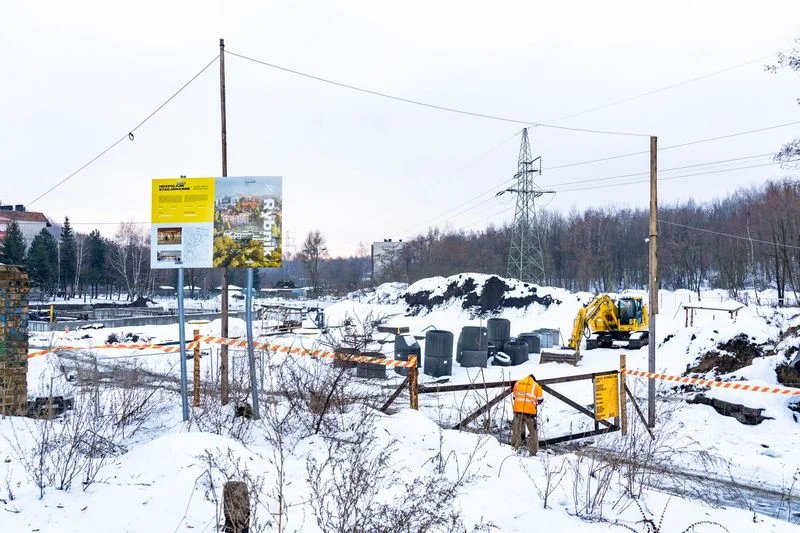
left=3, top=274, right=800, bottom=532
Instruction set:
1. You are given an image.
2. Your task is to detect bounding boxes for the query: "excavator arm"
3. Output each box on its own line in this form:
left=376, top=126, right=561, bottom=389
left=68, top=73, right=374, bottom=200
left=566, top=295, right=619, bottom=355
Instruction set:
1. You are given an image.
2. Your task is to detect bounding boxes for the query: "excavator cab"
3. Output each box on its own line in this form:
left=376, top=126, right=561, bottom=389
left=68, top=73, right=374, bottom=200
left=617, top=297, right=642, bottom=326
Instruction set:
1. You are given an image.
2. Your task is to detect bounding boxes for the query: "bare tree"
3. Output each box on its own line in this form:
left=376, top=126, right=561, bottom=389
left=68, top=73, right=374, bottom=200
left=109, top=222, right=149, bottom=301
left=297, top=230, right=327, bottom=296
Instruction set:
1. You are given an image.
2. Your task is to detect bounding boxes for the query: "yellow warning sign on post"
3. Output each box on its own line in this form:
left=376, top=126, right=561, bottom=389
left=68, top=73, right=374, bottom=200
left=594, top=372, right=620, bottom=420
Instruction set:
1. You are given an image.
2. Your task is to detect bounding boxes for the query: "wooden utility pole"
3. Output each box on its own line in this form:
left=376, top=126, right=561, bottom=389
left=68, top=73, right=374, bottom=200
left=648, top=136, right=658, bottom=428
left=219, top=38, right=230, bottom=405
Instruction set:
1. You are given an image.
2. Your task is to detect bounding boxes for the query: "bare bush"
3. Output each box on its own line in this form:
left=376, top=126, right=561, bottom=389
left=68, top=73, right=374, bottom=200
left=200, top=447, right=267, bottom=532
left=306, top=417, right=486, bottom=533
left=8, top=394, right=128, bottom=498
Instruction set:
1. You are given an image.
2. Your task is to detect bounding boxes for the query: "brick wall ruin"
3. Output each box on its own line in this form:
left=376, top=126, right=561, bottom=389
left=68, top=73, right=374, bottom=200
left=0, top=265, right=29, bottom=415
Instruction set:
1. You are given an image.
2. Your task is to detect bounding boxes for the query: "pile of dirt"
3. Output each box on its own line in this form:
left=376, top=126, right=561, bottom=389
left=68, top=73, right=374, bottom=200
left=686, top=333, right=764, bottom=375
left=404, top=275, right=559, bottom=317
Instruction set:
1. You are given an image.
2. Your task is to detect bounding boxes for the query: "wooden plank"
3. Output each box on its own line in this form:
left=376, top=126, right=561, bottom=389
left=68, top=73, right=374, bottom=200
left=418, top=371, right=616, bottom=394
left=377, top=326, right=409, bottom=335
left=450, top=386, right=514, bottom=430
left=380, top=376, right=409, bottom=413
left=625, top=382, right=655, bottom=440
left=539, top=426, right=619, bottom=448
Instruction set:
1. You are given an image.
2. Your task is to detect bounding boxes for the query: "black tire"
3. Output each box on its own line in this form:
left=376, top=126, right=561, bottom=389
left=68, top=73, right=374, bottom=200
left=492, top=351, right=512, bottom=366
left=586, top=339, right=599, bottom=350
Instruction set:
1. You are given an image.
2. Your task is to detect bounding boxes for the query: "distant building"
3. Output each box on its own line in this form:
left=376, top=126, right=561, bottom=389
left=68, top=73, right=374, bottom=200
left=222, top=213, right=249, bottom=226
left=0, top=205, right=51, bottom=248
left=240, top=198, right=259, bottom=210
left=371, top=239, right=405, bottom=281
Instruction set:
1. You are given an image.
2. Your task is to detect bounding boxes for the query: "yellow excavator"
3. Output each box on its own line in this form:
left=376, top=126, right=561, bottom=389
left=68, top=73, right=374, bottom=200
left=564, top=294, right=649, bottom=355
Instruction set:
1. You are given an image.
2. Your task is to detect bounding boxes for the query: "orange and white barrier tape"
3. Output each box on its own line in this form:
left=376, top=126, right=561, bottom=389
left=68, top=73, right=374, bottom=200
left=623, top=368, right=800, bottom=396
left=194, top=334, right=417, bottom=368
left=27, top=341, right=199, bottom=359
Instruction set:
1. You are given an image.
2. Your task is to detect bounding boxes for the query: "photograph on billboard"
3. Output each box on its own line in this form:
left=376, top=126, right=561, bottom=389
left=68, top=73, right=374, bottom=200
left=213, top=177, right=282, bottom=268
left=151, top=176, right=282, bottom=269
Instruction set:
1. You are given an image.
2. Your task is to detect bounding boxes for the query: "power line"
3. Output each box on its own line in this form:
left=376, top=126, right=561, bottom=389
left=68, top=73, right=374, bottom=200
left=545, top=54, right=775, bottom=124
left=408, top=129, right=523, bottom=200
left=553, top=158, right=799, bottom=193
left=658, top=219, right=800, bottom=251
left=400, top=156, right=798, bottom=237
left=397, top=152, right=784, bottom=237
left=27, top=54, right=220, bottom=207
left=225, top=49, right=650, bottom=138
left=542, top=119, right=800, bottom=172
left=543, top=152, right=774, bottom=189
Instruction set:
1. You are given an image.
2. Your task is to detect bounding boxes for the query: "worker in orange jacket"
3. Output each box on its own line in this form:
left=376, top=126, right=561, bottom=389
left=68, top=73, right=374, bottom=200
left=511, top=374, right=544, bottom=455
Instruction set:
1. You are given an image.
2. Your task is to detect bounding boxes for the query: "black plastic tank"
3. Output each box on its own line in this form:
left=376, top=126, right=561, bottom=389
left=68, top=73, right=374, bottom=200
left=518, top=332, right=541, bottom=355
left=456, top=326, right=488, bottom=365
left=504, top=339, right=530, bottom=366
left=457, top=326, right=488, bottom=351
left=460, top=349, right=488, bottom=368
left=487, top=318, right=511, bottom=350
left=394, top=335, right=421, bottom=376
left=356, top=351, right=387, bottom=379
left=424, top=330, right=453, bottom=378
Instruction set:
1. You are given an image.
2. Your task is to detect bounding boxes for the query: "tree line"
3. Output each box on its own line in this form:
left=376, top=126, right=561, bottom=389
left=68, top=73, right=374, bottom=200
left=0, top=219, right=370, bottom=301
left=4, top=178, right=800, bottom=302
left=375, top=178, right=800, bottom=304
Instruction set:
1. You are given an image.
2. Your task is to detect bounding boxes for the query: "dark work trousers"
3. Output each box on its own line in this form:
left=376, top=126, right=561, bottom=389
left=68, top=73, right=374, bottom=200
left=511, top=412, right=538, bottom=455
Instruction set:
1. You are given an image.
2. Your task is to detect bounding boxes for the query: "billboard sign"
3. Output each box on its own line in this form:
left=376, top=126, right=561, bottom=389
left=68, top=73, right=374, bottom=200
left=151, top=176, right=282, bottom=269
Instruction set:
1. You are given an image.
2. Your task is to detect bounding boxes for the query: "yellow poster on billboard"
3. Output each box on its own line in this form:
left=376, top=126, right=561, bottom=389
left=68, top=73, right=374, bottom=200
left=594, top=372, right=619, bottom=420
left=151, top=177, right=215, bottom=223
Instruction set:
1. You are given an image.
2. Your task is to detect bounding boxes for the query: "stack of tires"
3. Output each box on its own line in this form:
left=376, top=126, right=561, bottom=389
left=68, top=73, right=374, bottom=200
left=456, top=326, right=488, bottom=368
left=394, top=335, right=421, bottom=376
left=424, top=330, right=453, bottom=378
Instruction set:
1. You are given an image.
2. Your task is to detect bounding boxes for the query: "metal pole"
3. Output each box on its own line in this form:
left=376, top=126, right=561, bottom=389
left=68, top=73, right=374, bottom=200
left=177, top=267, right=189, bottom=421
left=648, top=135, right=658, bottom=428
left=219, top=37, right=230, bottom=405
left=193, top=328, right=201, bottom=408
left=246, top=268, right=260, bottom=419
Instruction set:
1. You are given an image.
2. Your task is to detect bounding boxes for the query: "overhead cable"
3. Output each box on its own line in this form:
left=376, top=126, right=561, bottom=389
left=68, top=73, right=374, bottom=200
left=225, top=49, right=650, bottom=137
left=27, top=54, right=220, bottom=207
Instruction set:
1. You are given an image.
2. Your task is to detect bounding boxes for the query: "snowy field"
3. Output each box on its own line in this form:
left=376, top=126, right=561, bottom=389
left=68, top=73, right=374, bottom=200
left=3, top=274, right=800, bottom=532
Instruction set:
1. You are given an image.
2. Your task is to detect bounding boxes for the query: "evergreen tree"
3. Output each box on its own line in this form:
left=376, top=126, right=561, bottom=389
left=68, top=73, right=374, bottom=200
left=59, top=216, right=77, bottom=296
left=26, top=228, right=58, bottom=294
left=87, top=230, right=107, bottom=298
left=0, top=220, right=27, bottom=265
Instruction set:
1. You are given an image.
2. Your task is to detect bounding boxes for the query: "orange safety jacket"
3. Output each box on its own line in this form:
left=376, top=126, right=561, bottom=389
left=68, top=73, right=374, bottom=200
left=513, top=376, right=543, bottom=415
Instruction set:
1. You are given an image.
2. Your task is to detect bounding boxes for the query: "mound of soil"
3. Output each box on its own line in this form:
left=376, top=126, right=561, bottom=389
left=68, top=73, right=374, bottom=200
left=404, top=275, right=559, bottom=317
left=686, top=333, right=763, bottom=375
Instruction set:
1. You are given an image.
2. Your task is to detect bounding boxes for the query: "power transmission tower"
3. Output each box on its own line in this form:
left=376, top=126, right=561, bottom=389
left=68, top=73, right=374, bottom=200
left=499, top=128, right=553, bottom=284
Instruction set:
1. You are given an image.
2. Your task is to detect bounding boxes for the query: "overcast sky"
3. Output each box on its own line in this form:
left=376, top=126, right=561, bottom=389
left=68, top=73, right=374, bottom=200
left=3, top=1, right=800, bottom=257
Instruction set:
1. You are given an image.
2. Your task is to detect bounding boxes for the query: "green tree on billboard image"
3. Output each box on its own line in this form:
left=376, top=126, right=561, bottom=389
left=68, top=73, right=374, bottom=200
left=212, top=177, right=282, bottom=268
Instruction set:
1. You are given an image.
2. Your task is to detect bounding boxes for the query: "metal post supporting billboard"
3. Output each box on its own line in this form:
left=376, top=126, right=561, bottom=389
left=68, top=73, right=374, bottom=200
left=246, top=268, right=261, bottom=419
left=177, top=267, right=189, bottom=421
